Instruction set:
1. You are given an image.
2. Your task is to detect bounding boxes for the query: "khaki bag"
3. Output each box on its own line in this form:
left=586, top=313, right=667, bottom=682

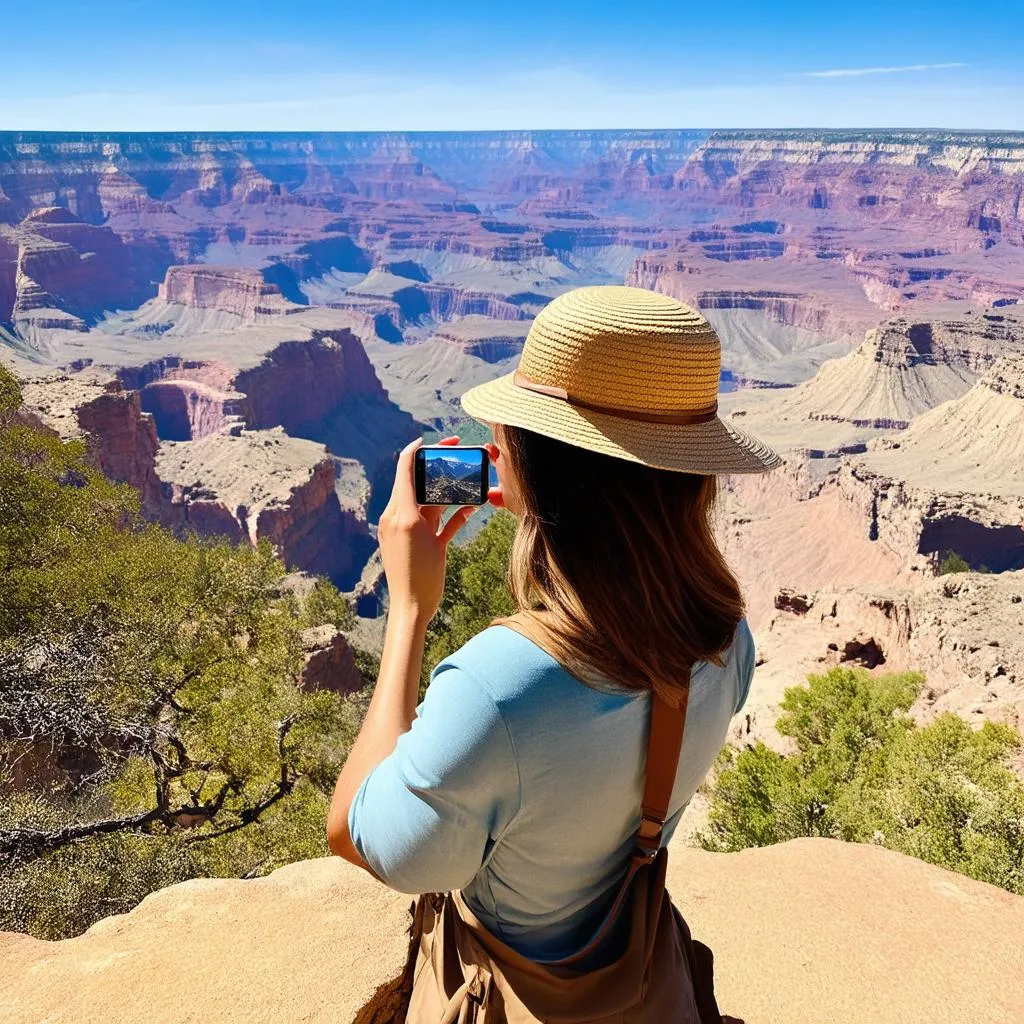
left=360, top=631, right=724, bottom=1024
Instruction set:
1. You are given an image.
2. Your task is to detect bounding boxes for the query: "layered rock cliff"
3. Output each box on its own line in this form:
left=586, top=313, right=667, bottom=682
left=17, top=329, right=394, bottom=590
left=766, top=307, right=1024, bottom=429
left=157, top=264, right=301, bottom=321
left=1, top=207, right=166, bottom=346
left=155, top=427, right=372, bottom=589
left=838, top=355, right=1024, bottom=572
left=3, top=129, right=1023, bottom=360
left=20, top=371, right=164, bottom=514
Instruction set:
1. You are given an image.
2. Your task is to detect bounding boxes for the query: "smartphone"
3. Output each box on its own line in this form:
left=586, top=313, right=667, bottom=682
left=414, top=445, right=490, bottom=506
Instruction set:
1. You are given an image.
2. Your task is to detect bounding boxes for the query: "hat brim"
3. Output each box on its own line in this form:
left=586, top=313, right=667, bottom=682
left=461, top=371, right=780, bottom=475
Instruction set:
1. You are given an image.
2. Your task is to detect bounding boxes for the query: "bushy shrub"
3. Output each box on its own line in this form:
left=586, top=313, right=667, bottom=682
left=939, top=550, right=971, bottom=574
left=0, top=387, right=369, bottom=938
left=699, top=667, right=1024, bottom=895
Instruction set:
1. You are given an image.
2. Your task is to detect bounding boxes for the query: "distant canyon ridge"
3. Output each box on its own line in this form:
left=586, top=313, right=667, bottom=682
left=2, top=128, right=1023, bottom=741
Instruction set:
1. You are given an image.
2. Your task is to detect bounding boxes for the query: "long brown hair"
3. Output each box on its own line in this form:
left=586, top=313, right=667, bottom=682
left=491, top=424, right=744, bottom=701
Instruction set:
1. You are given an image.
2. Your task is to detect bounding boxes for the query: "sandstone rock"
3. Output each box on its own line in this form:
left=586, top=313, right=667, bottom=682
left=431, top=314, right=530, bottom=362
left=773, top=588, right=813, bottom=614
left=21, top=369, right=164, bottom=515
left=158, top=265, right=301, bottom=321
left=742, top=569, right=1024, bottom=748
left=2, top=839, right=1022, bottom=1024
left=300, top=625, right=362, bottom=694
left=764, top=311, right=1024, bottom=429
left=844, top=354, right=1024, bottom=573
left=155, top=428, right=373, bottom=590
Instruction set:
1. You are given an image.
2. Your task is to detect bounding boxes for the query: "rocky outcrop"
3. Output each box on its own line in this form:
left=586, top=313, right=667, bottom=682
left=840, top=355, right=1024, bottom=572
left=745, top=570, right=1024, bottom=749
left=431, top=315, right=529, bottom=362
left=74, top=385, right=164, bottom=513
left=421, top=284, right=530, bottom=322
left=117, top=358, right=248, bottom=441
left=300, top=625, right=362, bottom=694
left=234, top=328, right=419, bottom=503
left=690, top=289, right=831, bottom=331
left=256, top=459, right=372, bottom=587
left=155, top=428, right=373, bottom=590
left=18, top=356, right=380, bottom=589
left=768, top=314, right=1023, bottom=429
left=137, top=380, right=245, bottom=441
left=4, top=209, right=165, bottom=343
left=236, top=329, right=384, bottom=433
left=157, top=265, right=300, bottom=320
left=2, top=839, right=1022, bottom=1024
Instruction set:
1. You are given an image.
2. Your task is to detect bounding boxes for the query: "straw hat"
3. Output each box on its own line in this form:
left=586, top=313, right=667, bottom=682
left=460, top=285, right=780, bottom=474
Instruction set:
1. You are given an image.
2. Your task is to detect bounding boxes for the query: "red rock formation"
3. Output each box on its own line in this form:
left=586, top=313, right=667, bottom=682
left=158, top=265, right=299, bottom=320
left=139, top=380, right=245, bottom=441
left=237, top=329, right=387, bottom=434
left=118, top=358, right=246, bottom=439
left=74, top=384, right=164, bottom=514
left=300, top=625, right=363, bottom=694
left=255, top=459, right=372, bottom=586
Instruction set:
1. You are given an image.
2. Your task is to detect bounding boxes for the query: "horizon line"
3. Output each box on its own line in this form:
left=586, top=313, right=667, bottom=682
left=2, top=125, right=1023, bottom=137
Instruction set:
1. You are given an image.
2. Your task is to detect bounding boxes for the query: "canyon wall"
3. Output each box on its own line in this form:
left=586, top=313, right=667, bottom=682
left=236, top=328, right=390, bottom=434
left=3, top=129, right=1023, bottom=364
left=73, top=384, right=164, bottom=514
left=15, top=320, right=407, bottom=590
left=158, top=265, right=300, bottom=319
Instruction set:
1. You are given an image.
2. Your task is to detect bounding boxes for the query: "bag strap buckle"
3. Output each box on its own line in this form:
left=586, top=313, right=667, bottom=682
left=634, top=812, right=665, bottom=858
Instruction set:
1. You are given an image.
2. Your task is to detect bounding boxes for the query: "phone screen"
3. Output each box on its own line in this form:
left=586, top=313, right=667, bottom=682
left=415, top=446, right=489, bottom=506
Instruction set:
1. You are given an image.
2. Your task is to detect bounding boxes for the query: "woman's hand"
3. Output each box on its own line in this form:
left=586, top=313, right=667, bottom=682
left=377, top=435, right=479, bottom=623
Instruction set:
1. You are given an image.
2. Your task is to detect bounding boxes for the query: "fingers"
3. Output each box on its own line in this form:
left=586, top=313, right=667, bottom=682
left=438, top=505, right=478, bottom=546
left=486, top=485, right=505, bottom=508
left=438, top=435, right=460, bottom=446
left=390, top=436, right=424, bottom=512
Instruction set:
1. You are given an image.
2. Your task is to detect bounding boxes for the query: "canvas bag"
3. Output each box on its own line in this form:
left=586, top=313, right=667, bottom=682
left=387, top=622, right=723, bottom=1024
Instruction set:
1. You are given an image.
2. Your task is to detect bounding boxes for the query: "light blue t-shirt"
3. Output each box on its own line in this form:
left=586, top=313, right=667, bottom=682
left=349, top=620, right=755, bottom=960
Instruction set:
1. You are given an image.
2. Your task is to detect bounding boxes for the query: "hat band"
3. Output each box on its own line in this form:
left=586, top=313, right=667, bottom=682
left=512, top=369, right=719, bottom=425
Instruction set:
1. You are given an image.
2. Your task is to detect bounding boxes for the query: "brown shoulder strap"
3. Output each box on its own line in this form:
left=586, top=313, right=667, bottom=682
left=502, top=610, right=691, bottom=854
left=636, top=670, right=691, bottom=856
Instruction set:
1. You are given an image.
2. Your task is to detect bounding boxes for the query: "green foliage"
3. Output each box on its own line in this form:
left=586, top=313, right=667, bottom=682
left=0, top=362, right=21, bottom=420
left=939, top=550, right=970, bottom=574
left=300, top=577, right=356, bottom=632
left=421, top=510, right=517, bottom=692
left=699, top=667, right=1024, bottom=895
left=0, top=411, right=369, bottom=938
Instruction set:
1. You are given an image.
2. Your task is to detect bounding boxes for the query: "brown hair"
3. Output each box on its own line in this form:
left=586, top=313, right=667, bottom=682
left=491, top=424, right=744, bottom=701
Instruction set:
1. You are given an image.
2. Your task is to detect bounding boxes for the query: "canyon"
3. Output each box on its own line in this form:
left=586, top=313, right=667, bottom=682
left=2, top=127, right=1023, bottom=747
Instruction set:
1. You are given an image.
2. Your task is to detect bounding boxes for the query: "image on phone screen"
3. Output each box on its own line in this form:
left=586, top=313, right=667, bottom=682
left=415, top=446, right=489, bottom=506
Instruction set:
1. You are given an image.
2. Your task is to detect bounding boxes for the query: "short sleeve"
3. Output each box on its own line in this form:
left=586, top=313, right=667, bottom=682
left=347, top=659, right=521, bottom=894
left=733, top=618, right=756, bottom=715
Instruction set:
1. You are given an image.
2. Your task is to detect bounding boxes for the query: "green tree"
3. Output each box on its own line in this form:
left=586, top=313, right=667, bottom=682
left=0, top=362, right=20, bottom=422
left=421, top=509, right=517, bottom=692
left=939, top=550, right=970, bottom=574
left=0, top=378, right=369, bottom=938
left=699, top=667, right=1024, bottom=895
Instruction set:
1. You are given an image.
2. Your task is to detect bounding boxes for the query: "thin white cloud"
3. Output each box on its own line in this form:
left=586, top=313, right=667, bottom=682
left=800, top=62, right=967, bottom=78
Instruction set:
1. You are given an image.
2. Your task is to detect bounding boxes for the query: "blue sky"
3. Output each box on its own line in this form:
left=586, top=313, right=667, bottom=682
left=2, top=0, right=1019, bottom=131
